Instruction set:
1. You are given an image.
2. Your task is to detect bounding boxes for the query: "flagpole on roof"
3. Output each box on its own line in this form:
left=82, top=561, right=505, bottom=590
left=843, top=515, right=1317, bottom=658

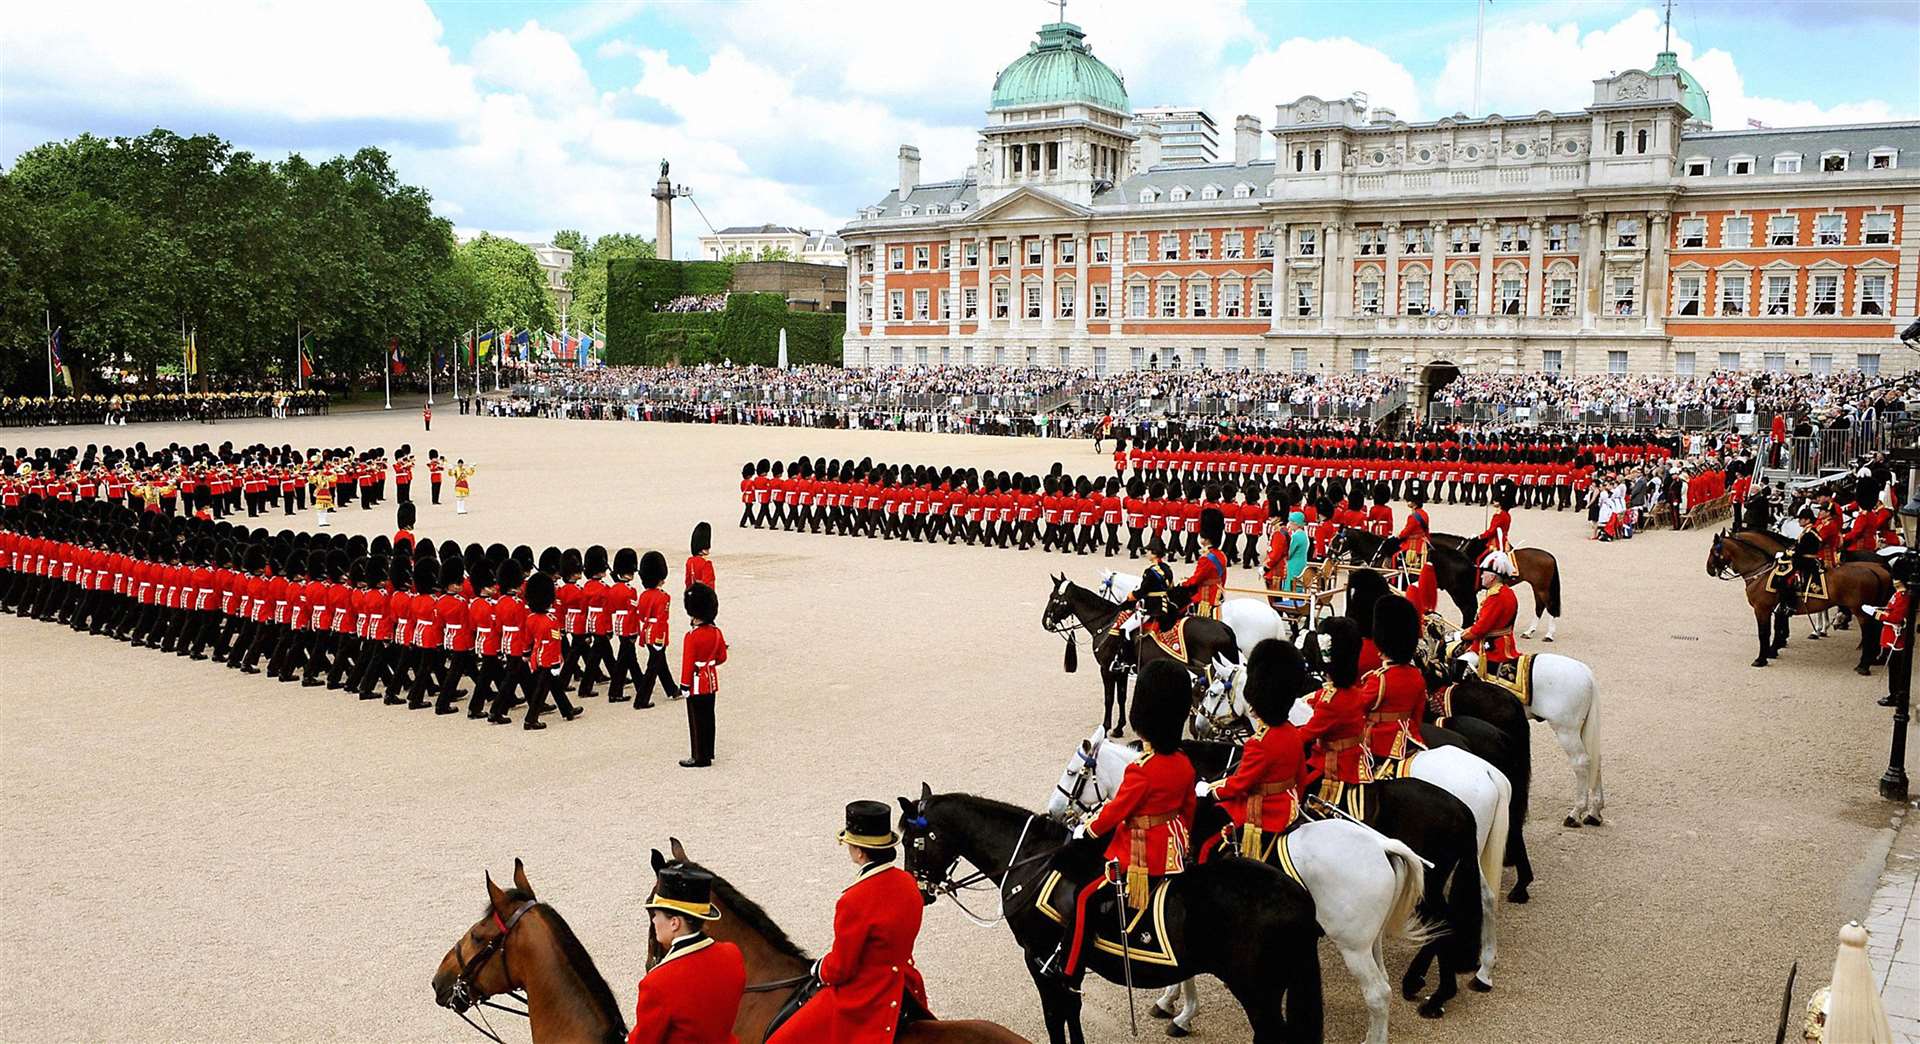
left=1472, top=0, right=1487, bottom=116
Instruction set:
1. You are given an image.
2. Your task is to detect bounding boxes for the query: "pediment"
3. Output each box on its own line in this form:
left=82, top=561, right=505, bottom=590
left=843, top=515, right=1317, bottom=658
left=964, top=188, right=1091, bottom=225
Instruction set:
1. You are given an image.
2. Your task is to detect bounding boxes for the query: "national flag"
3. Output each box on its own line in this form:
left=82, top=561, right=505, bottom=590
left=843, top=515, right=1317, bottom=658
left=299, top=337, right=315, bottom=379
left=513, top=329, right=531, bottom=363
left=48, top=327, right=64, bottom=370
left=577, top=331, right=594, bottom=367
left=476, top=329, right=497, bottom=360
left=184, top=329, right=198, bottom=375
left=389, top=337, right=407, bottom=375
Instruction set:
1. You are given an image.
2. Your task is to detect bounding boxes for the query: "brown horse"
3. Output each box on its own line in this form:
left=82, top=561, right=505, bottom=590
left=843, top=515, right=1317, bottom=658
left=1706, top=530, right=1891, bottom=673
left=431, top=859, right=627, bottom=1043
left=1432, top=534, right=1564, bottom=641
left=649, top=839, right=1033, bottom=1044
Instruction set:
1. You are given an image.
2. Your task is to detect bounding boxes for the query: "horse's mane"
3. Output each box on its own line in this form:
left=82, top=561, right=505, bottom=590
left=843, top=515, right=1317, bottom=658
left=669, top=861, right=811, bottom=962
left=929, top=792, right=1071, bottom=841
left=501, top=888, right=626, bottom=1032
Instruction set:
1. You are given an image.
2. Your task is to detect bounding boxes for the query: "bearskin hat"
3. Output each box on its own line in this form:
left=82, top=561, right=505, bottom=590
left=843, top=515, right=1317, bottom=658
left=495, top=559, right=525, bottom=595
left=691, top=521, right=712, bottom=556
left=613, top=547, right=639, bottom=579
left=468, top=558, right=496, bottom=593
left=414, top=556, right=439, bottom=593
left=639, top=550, right=669, bottom=588
left=327, top=549, right=350, bottom=581
left=1200, top=507, right=1226, bottom=546
left=1373, top=594, right=1422, bottom=664
left=369, top=534, right=391, bottom=558
left=533, top=546, right=560, bottom=576
left=511, top=546, right=535, bottom=573
left=429, top=449, right=440, bottom=461
left=684, top=581, right=718, bottom=623
left=772, top=460, right=786, bottom=478
left=742, top=462, right=755, bottom=479
left=439, top=555, right=464, bottom=591
left=243, top=545, right=268, bottom=573
left=1373, top=481, right=1392, bottom=505
left=347, top=557, right=368, bottom=587
left=1130, top=660, right=1191, bottom=753
left=1127, top=476, right=1146, bottom=498
left=1319, top=617, right=1363, bottom=688
left=559, top=548, right=583, bottom=578
left=522, top=571, right=556, bottom=615
left=1245, top=639, right=1308, bottom=725
left=389, top=555, right=412, bottom=590
left=585, top=545, right=609, bottom=576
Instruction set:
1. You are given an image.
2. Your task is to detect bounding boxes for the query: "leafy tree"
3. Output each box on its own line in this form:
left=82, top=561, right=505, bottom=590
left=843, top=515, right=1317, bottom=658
left=717, top=244, right=796, bottom=263
left=457, top=233, right=555, bottom=334
left=567, top=232, right=654, bottom=334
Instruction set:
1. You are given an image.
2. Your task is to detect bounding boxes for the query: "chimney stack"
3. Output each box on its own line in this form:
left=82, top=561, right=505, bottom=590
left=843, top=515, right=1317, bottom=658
left=1233, top=115, right=1262, bottom=167
left=1134, top=123, right=1163, bottom=173
left=898, top=145, right=921, bottom=200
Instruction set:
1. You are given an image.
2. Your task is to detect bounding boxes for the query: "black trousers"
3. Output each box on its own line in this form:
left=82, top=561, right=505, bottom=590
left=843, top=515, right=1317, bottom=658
left=639, top=644, right=680, bottom=701
left=431, top=480, right=442, bottom=505
left=472, top=656, right=507, bottom=718
left=576, top=634, right=613, bottom=697
left=397, top=481, right=411, bottom=504
left=607, top=636, right=644, bottom=703
left=686, top=693, right=716, bottom=764
left=439, top=649, right=476, bottom=709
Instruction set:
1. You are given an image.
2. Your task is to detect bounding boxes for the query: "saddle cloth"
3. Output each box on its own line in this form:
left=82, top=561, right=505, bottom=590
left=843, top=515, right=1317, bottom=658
left=1769, top=562, right=1829, bottom=601
left=1368, top=749, right=1422, bottom=782
left=1148, top=618, right=1190, bottom=660
left=1476, top=653, right=1536, bottom=706
left=1035, top=871, right=1180, bottom=968
left=1244, top=830, right=1306, bottom=886
left=1304, top=779, right=1372, bottom=823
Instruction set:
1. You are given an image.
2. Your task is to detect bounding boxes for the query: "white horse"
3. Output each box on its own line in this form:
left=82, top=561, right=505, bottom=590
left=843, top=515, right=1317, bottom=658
left=1098, top=571, right=1298, bottom=661
left=1430, top=619, right=1607, bottom=826
left=1046, top=726, right=1435, bottom=1044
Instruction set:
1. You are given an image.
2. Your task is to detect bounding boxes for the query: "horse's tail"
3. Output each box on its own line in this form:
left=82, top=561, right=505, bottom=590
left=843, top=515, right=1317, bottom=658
left=1544, top=551, right=1563, bottom=618
left=1280, top=919, right=1325, bottom=1044
left=1480, top=767, right=1511, bottom=907
left=1443, top=834, right=1485, bottom=971
left=1578, top=665, right=1604, bottom=811
left=1380, top=837, right=1441, bottom=946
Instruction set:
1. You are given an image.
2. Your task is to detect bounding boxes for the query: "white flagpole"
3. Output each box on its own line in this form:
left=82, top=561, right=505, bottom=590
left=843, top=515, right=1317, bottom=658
left=1472, top=0, right=1486, bottom=116
left=46, top=309, right=54, bottom=397
left=295, top=321, right=303, bottom=390
left=383, top=326, right=392, bottom=411
left=428, top=341, right=435, bottom=406
left=182, top=317, right=189, bottom=395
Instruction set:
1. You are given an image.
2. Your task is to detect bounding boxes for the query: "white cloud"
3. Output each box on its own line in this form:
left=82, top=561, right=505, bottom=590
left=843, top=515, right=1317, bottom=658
left=471, top=21, right=595, bottom=109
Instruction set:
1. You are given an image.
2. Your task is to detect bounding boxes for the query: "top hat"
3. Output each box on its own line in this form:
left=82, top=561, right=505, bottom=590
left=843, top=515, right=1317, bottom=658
left=646, top=865, right=721, bottom=921
left=837, top=799, right=899, bottom=849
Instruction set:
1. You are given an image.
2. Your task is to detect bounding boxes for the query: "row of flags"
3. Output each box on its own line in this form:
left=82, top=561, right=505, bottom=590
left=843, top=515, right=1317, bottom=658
left=469, top=326, right=601, bottom=367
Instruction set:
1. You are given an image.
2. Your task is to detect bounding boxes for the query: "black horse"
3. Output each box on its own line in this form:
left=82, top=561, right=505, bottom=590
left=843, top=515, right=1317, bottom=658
left=1039, top=573, right=1132, bottom=736
left=899, top=786, right=1324, bottom=1044
left=1042, top=574, right=1241, bottom=693
left=1330, top=529, right=1481, bottom=625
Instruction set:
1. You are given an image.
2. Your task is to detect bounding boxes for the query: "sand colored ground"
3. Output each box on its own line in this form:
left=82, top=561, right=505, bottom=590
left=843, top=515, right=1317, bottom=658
left=1, top=402, right=1913, bottom=1043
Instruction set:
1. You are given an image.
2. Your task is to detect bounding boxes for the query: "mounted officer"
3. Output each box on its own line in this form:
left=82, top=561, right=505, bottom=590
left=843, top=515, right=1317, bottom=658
left=1178, top=507, right=1229, bottom=619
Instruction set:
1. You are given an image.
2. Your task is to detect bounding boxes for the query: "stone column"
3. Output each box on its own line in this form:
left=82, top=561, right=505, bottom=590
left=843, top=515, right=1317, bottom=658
left=1383, top=222, right=1402, bottom=317
left=1429, top=221, right=1447, bottom=313
left=1112, top=229, right=1127, bottom=331
left=873, top=244, right=889, bottom=338
left=1525, top=220, right=1545, bottom=317
left=1268, top=222, right=1286, bottom=333
left=1645, top=210, right=1669, bottom=333
left=1476, top=219, right=1496, bottom=316
left=977, top=235, right=989, bottom=334
left=1581, top=212, right=1605, bottom=330
left=846, top=247, right=859, bottom=336
left=1321, top=223, right=1343, bottom=330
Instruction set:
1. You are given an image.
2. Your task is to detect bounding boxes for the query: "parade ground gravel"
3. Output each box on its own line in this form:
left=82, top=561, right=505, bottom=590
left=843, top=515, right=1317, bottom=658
left=2, top=402, right=1914, bottom=1043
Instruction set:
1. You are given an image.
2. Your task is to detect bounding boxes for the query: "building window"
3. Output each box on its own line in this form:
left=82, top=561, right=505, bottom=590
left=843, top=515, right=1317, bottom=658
left=1773, top=154, right=1802, bottom=174
left=1313, top=148, right=1323, bottom=171
left=1548, top=277, right=1573, bottom=316
left=1719, top=273, right=1748, bottom=315
left=1404, top=227, right=1431, bottom=254
left=994, top=346, right=1006, bottom=366
left=1092, top=346, right=1107, bottom=376
left=1223, top=231, right=1244, bottom=259
left=1129, top=284, right=1148, bottom=318
left=1297, top=229, right=1317, bottom=256
left=1025, top=239, right=1042, bottom=266
left=1234, top=183, right=1253, bottom=199
left=1766, top=275, right=1794, bottom=315
left=1158, top=282, right=1178, bottom=317
left=1635, top=128, right=1648, bottom=154
left=1497, top=224, right=1528, bottom=252
left=1221, top=282, right=1244, bottom=317
left=994, top=240, right=1011, bottom=266
left=1057, top=282, right=1076, bottom=318
left=1615, top=218, right=1640, bottom=248
left=993, top=286, right=1010, bottom=319
left=1860, top=273, right=1889, bottom=316
left=1360, top=279, right=1382, bottom=315
left=1608, top=350, right=1628, bottom=374
left=1025, top=345, right=1037, bottom=367
left=962, top=288, right=979, bottom=320
left=1764, top=351, right=1786, bottom=372
left=1672, top=275, right=1701, bottom=316
left=1859, top=354, right=1882, bottom=375
left=914, top=346, right=928, bottom=366
left=1255, top=232, right=1276, bottom=258
left=1059, top=239, right=1076, bottom=265
left=938, top=244, right=951, bottom=268
left=1129, top=346, right=1145, bottom=370
left=1190, top=282, right=1210, bottom=317
left=1723, top=215, right=1752, bottom=247
left=1128, top=235, right=1148, bottom=261
left=1719, top=351, right=1741, bottom=370
left=1811, top=273, right=1839, bottom=315
left=940, top=346, right=951, bottom=365
left=1498, top=277, right=1522, bottom=315
left=1450, top=226, right=1470, bottom=254
left=912, top=289, right=929, bottom=320
left=889, top=246, right=905, bottom=271
left=1614, top=129, right=1627, bottom=155
left=1091, top=284, right=1109, bottom=318
left=1767, top=215, right=1796, bottom=246
left=1546, top=224, right=1567, bottom=252
left=1223, top=346, right=1239, bottom=369
left=1864, top=213, right=1894, bottom=245
left=1170, top=186, right=1190, bottom=202
left=1730, top=157, right=1753, bottom=175
left=1542, top=349, right=1563, bottom=373
left=1192, top=233, right=1212, bottom=260
left=860, top=250, right=874, bottom=273
left=1679, top=218, right=1705, bottom=248
left=1291, top=348, right=1308, bottom=373
left=913, top=245, right=929, bottom=269
left=1200, top=185, right=1220, bottom=201
left=1255, top=283, right=1274, bottom=318
left=1351, top=348, right=1369, bottom=373
left=1814, top=214, right=1844, bottom=246
left=1139, top=188, right=1157, bottom=204
left=1612, top=277, right=1637, bottom=316
left=1810, top=352, right=1833, bottom=375
left=938, top=289, right=951, bottom=320
left=1821, top=152, right=1848, bottom=173
left=1870, top=149, right=1898, bottom=170
left=1159, top=234, right=1179, bottom=261
left=1674, top=350, right=1695, bottom=375
left=1024, top=283, right=1043, bottom=319
left=1092, top=237, right=1110, bottom=263
left=1404, top=278, right=1429, bottom=315
left=964, top=242, right=980, bottom=267
left=890, top=346, right=903, bottom=366
left=888, top=290, right=906, bottom=320
left=860, top=290, right=874, bottom=322
left=1450, top=276, right=1474, bottom=314
left=1294, top=280, right=1316, bottom=317
left=1684, top=159, right=1709, bottom=177
left=1357, top=229, right=1383, bottom=255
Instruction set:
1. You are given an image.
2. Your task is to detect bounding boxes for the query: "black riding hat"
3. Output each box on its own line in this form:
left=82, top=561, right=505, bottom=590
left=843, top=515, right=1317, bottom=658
left=837, top=799, right=899, bottom=849
left=647, top=865, right=721, bottom=921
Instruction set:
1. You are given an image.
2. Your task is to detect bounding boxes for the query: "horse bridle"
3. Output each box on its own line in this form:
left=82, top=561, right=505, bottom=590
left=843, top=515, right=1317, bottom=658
left=904, top=808, right=1058, bottom=927
left=1709, top=533, right=1774, bottom=583
left=1054, top=747, right=1108, bottom=819
left=446, top=900, right=538, bottom=1043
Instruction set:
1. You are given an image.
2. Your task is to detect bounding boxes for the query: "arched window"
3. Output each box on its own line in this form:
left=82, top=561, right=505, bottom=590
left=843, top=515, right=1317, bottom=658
left=1635, top=129, right=1648, bottom=154
left=1614, top=130, right=1627, bottom=155
left=1312, top=148, right=1323, bottom=171
left=1295, top=150, right=1305, bottom=172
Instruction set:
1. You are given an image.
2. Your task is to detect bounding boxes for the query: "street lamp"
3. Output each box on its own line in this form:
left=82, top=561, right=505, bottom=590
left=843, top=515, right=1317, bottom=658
left=1883, top=449, right=1920, bottom=801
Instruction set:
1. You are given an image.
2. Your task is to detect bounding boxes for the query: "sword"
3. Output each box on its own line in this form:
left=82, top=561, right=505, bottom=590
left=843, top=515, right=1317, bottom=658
left=1110, top=859, right=1138, bottom=1036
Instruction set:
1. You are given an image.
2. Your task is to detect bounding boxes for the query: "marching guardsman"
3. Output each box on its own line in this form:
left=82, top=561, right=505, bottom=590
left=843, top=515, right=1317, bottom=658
left=767, top=801, right=932, bottom=1044
left=679, top=583, right=725, bottom=767
left=433, top=558, right=474, bottom=713
left=577, top=546, right=615, bottom=700
left=517, top=572, right=580, bottom=730
left=685, top=522, right=715, bottom=592
left=1459, top=551, right=1521, bottom=683
left=1044, top=660, right=1195, bottom=981
left=394, top=445, right=414, bottom=504
left=1364, top=595, right=1428, bottom=767
left=464, top=560, right=503, bottom=719
left=604, top=548, right=644, bottom=705
left=487, top=559, right=530, bottom=725
left=394, top=502, right=417, bottom=551
left=635, top=551, right=681, bottom=706
left=1199, top=639, right=1306, bottom=861
left=630, top=866, right=745, bottom=1044
left=450, top=459, right=476, bottom=514
left=427, top=450, right=445, bottom=505
left=740, top=463, right=757, bottom=528
left=1178, top=507, right=1228, bottom=619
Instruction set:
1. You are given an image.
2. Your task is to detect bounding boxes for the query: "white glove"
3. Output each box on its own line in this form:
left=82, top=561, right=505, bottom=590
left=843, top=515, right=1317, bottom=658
left=1864, top=605, right=1882, bottom=617
left=1447, top=631, right=1463, bottom=645
left=1194, top=780, right=1213, bottom=799
left=1070, top=821, right=1091, bottom=840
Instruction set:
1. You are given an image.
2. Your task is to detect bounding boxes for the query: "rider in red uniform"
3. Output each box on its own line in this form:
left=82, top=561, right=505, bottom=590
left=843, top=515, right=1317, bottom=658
left=1179, top=508, right=1229, bottom=619
left=1297, top=618, right=1374, bottom=802
left=1460, top=552, right=1521, bottom=682
left=1364, top=595, right=1428, bottom=764
left=1203, top=639, right=1307, bottom=860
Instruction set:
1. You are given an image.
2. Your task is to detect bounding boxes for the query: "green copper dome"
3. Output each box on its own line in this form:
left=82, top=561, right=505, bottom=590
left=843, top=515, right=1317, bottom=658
left=1651, top=50, right=1711, bottom=128
left=989, top=23, right=1129, bottom=114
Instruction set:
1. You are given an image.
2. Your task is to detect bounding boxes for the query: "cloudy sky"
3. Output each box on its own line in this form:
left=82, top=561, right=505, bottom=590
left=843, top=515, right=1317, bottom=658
left=4, top=0, right=1916, bottom=256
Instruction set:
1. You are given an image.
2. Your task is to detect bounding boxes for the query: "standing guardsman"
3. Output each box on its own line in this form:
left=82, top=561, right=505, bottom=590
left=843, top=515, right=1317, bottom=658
left=427, top=450, right=445, bottom=505
left=767, top=801, right=932, bottom=1044
left=629, top=865, right=745, bottom=1044
left=679, top=583, right=726, bottom=768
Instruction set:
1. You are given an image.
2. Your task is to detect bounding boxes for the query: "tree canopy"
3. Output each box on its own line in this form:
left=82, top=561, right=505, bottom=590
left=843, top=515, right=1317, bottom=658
left=563, top=231, right=655, bottom=336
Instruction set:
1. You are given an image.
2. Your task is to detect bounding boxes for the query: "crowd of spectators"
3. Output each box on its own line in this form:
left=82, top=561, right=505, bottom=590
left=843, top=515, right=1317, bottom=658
left=1, top=390, right=330, bottom=427
left=657, top=294, right=730, bottom=314
left=1430, top=369, right=1920, bottom=427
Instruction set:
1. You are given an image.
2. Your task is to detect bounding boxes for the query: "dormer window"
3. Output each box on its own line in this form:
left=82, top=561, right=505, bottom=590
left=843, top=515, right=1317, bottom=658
left=1139, top=188, right=1158, bottom=203
left=1773, top=153, right=1802, bottom=174
left=1169, top=185, right=1191, bottom=202
left=1729, top=156, right=1753, bottom=175
left=952, top=202, right=968, bottom=214
left=1821, top=151, right=1848, bottom=172
left=1870, top=148, right=1898, bottom=170
left=924, top=203, right=942, bottom=215
left=900, top=204, right=917, bottom=216
left=1200, top=185, right=1220, bottom=201
left=1233, top=183, right=1253, bottom=199
left=1684, top=158, right=1709, bottom=177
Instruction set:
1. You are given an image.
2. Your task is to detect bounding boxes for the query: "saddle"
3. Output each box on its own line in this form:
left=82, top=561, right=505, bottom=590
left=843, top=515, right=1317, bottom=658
left=1769, top=561, right=1829, bottom=601
left=1146, top=617, right=1190, bottom=659
left=1476, top=653, right=1536, bottom=706
left=1302, top=778, right=1373, bottom=824
left=1368, top=749, right=1422, bottom=781
left=1035, top=871, right=1181, bottom=968
left=763, top=976, right=932, bottom=1041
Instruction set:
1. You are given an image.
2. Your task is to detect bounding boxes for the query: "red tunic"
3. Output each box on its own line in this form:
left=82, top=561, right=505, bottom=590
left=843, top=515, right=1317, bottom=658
left=627, top=934, right=746, bottom=1044
left=439, top=593, right=473, bottom=650
left=637, top=587, right=672, bottom=646
left=680, top=623, right=727, bottom=695
left=1462, top=582, right=1519, bottom=662
left=1212, top=723, right=1304, bottom=843
left=606, top=581, right=640, bottom=638
left=527, top=610, right=562, bottom=669
left=1363, top=664, right=1427, bottom=759
left=768, top=863, right=930, bottom=1044
left=497, top=596, right=530, bottom=658
left=469, top=597, right=500, bottom=656
left=583, top=577, right=613, bottom=635
left=685, top=554, right=715, bottom=592
left=1088, top=750, right=1196, bottom=877
left=1298, top=682, right=1372, bottom=785
left=1877, top=589, right=1911, bottom=652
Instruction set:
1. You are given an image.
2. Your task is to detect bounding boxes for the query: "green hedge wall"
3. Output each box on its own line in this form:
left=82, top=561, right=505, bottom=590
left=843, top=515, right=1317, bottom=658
left=605, top=258, right=843, bottom=367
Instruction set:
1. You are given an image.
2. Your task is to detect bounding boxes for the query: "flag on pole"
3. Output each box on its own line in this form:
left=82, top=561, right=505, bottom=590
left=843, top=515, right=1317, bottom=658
left=184, top=329, right=198, bottom=375
left=476, top=329, right=497, bottom=360
left=49, top=327, right=70, bottom=386
left=577, top=331, right=593, bottom=367
left=389, top=337, right=407, bottom=375
left=299, top=334, right=315, bottom=379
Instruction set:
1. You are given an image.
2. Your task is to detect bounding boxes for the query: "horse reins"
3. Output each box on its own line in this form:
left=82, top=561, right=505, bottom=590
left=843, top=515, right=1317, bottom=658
left=910, top=812, right=1060, bottom=927
left=447, top=899, right=539, bottom=1044
left=1054, top=748, right=1108, bottom=819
